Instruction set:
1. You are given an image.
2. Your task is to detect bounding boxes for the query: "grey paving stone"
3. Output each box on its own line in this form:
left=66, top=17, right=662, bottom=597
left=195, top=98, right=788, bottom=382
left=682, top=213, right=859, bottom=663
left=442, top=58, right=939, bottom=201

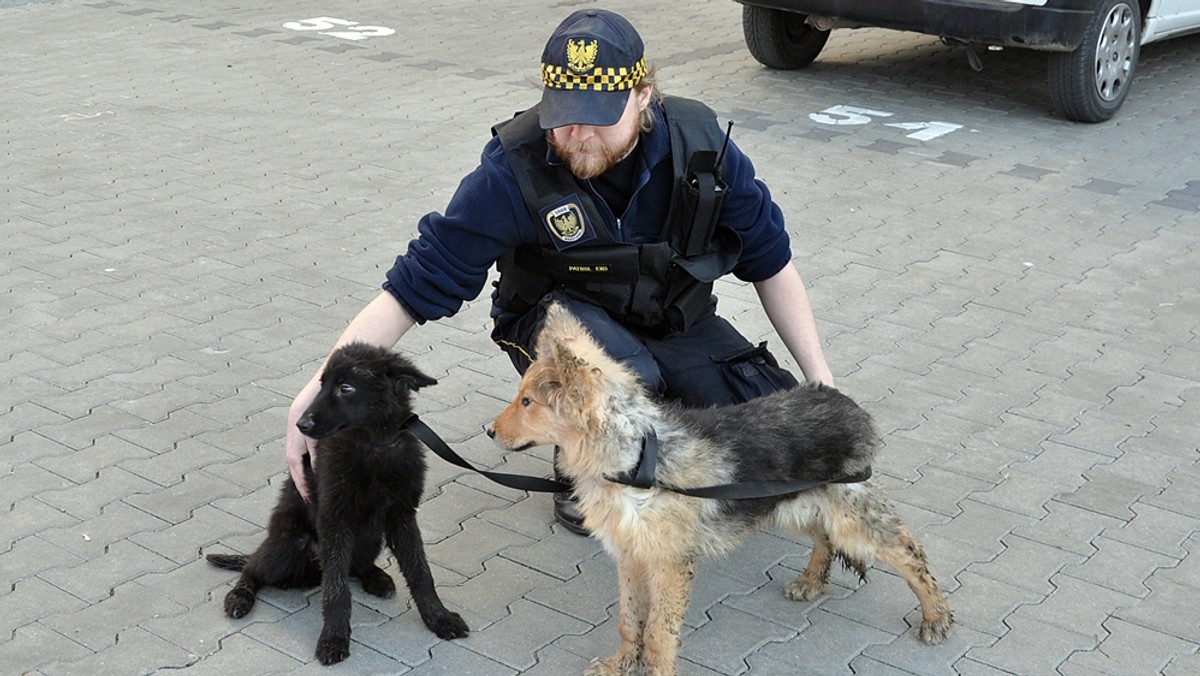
left=37, top=626, right=195, bottom=675
left=744, top=610, right=896, bottom=675
left=405, top=640, right=515, bottom=675
left=1162, top=651, right=1200, bottom=676
left=174, top=633, right=303, bottom=674
left=417, top=483, right=515, bottom=544
left=458, top=598, right=592, bottom=671
left=39, top=538, right=177, bottom=604
left=436, top=556, right=564, bottom=630
left=1052, top=409, right=1157, bottom=459
left=124, top=469, right=248, bottom=524
left=35, top=407, right=157, bottom=453
left=523, top=551, right=620, bottom=627
left=1156, top=534, right=1200, bottom=590
left=1012, top=573, right=1140, bottom=639
left=923, top=498, right=1030, bottom=555
left=968, top=534, right=1087, bottom=595
left=39, top=499, right=170, bottom=559
left=886, top=465, right=993, bottom=517
left=2, top=621, right=93, bottom=675
left=1013, top=498, right=1126, bottom=556
left=967, top=616, right=1098, bottom=674
left=35, top=467, right=159, bottom=519
left=522, top=644, right=598, bottom=676
left=1056, top=470, right=1156, bottom=523
left=1060, top=617, right=1199, bottom=676
left=721, top=564, right=824, bottom=633
left=1146, top=465, right=1200, bottom=518
left=863, top=620, right=996, bottom=675
left=682, top=603, right=799, bottom=675
left=241, top=599, right=388, bottom=666
left=1103, top=501, right=1200, bottom=559
left=2, top=534, right=85, bottom=584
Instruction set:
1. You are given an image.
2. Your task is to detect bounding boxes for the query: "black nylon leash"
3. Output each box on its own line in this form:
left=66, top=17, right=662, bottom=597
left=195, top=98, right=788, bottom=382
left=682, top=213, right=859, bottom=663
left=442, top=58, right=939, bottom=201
left=402, top=414, right=570, bottom=493
left=403, top=416, right=871, bottom=500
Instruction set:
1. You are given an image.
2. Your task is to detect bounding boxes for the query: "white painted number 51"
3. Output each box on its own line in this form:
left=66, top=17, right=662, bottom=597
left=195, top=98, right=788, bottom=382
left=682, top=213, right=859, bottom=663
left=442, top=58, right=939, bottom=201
left=810, top=105, right=962, bottom=141
left=283, top=17, right=395, bottom=41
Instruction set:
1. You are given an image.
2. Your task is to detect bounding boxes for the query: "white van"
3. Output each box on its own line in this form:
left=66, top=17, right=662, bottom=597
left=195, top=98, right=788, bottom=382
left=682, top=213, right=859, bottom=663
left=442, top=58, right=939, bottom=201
left=737, top=0, right=1200, bottom=122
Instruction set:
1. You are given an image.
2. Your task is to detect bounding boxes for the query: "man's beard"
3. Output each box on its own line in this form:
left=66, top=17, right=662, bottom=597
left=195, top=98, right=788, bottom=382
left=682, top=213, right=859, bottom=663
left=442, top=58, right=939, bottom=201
left=549, top=129, right=639, bottom=180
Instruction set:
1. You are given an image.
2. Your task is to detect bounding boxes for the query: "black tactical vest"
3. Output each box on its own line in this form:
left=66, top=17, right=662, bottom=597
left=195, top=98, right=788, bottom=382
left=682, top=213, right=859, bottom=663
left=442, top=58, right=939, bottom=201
left=491, top=96, right=741, bottom=337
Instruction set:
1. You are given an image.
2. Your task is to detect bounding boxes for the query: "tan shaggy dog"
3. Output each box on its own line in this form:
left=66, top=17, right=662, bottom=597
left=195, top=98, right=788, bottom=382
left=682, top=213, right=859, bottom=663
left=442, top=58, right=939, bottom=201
left=489, top=303, right=952, bottom=676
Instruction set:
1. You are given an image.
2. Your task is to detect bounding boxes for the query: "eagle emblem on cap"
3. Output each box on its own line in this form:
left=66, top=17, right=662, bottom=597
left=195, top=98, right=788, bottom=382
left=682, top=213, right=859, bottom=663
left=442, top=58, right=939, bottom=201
left=566, top=38, right=598, bottom=74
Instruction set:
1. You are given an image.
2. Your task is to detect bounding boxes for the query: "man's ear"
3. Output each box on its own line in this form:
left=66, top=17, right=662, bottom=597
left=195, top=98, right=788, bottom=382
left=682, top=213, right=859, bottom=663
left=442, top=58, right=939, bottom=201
left=635, top=84, right=654, bottom=112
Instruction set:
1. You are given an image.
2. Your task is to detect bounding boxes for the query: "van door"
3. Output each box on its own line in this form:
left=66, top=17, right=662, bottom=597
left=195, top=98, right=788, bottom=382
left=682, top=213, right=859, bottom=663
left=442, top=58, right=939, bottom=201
left=1149, top=0, right=1200, bottom=39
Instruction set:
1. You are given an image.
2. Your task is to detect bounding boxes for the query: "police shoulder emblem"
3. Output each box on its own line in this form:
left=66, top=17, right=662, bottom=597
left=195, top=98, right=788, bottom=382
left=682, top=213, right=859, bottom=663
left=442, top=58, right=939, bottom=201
left=566, top=38, right=598, bottom=74
left=539, top=196, right=596, bottom=251
left=546, top=202, right=586, bottom=243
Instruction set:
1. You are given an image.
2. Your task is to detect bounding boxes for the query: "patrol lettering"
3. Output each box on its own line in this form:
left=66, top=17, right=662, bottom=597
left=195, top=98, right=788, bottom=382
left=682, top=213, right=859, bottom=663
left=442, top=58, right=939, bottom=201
left=567, top=264, right=611, bottom=273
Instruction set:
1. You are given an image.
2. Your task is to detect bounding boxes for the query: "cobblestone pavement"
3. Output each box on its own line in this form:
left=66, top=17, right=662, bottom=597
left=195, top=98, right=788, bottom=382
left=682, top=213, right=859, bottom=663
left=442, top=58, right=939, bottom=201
left=4, top=0, right=1199, bottom=674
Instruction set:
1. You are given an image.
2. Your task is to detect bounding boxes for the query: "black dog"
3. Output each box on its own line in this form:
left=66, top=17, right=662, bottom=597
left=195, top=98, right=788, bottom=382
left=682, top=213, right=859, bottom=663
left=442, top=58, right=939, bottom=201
left=206, top=342, right=468, bottom=665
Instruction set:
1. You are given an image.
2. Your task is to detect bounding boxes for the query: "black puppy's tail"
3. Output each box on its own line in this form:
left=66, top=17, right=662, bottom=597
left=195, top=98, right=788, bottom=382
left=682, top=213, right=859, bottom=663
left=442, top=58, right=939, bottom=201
left=206, top=553, right=248, bottom=571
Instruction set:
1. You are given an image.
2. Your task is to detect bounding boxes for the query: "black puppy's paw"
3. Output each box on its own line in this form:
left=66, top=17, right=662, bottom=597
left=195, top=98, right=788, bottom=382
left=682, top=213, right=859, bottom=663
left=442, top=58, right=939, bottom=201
left=223, top=588, right=256, bottom=619
left=427, top=610, right=470, bottom=640
left=315, top=632, right=351, bottom=665
left=359, top=569, right=397, bottom=598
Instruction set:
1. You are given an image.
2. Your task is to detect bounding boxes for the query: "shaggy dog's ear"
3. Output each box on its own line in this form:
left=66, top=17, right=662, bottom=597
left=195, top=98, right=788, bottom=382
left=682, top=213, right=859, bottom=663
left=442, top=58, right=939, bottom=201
left=537, top=302, right=585, bottom=355
left=550, top=342, right=606, bottom=432
left=551, top=342, right=584, bottom=399
left=533, top=370, right=564, bottom=408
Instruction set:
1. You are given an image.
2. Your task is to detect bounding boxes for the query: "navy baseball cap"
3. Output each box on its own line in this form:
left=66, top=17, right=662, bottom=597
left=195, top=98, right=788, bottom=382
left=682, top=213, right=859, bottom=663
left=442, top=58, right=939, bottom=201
left=538, top=9, right=648, bottom=130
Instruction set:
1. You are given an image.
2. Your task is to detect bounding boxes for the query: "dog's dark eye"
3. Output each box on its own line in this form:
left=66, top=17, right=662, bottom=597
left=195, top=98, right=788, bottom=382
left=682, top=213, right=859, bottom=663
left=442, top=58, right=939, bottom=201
left=338, top=383, right=356, bottom=396
left=520, top=397, right=531, bottom=407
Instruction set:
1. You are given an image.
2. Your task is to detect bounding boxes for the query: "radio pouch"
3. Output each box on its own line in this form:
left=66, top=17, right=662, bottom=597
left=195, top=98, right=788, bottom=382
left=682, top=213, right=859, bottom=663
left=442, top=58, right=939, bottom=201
left=679, top=150, right=726, bottom=258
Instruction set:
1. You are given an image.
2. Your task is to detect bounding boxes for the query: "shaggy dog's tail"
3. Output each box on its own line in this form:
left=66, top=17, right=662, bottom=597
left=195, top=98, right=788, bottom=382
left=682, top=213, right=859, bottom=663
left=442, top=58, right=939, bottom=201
left=206, top=553, right=248, bottom=571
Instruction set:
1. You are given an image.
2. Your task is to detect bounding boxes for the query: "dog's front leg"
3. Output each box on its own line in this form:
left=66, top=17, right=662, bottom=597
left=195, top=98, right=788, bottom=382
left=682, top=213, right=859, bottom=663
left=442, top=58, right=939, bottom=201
left=315, top=518, right=354, bottom=665
left=386, top=511, right=469, bottom=639
left=586, top=556, right=648, bottom=676
left=640, top=559, right=694, bottom=676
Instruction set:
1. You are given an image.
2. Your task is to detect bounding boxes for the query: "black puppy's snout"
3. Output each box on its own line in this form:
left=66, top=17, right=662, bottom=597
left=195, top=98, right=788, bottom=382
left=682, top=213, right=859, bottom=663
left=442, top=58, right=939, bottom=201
left=296, top=414, right=316, bottom=435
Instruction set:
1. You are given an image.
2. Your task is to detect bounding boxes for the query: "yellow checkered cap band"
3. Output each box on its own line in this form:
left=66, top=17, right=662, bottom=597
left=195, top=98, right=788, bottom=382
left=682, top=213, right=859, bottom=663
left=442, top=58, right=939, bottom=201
left=541, top=57, right=647, bottom=92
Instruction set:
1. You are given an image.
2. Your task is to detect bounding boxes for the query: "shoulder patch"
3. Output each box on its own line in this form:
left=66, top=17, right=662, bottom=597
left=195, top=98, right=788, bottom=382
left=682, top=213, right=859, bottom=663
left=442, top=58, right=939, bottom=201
left=540, top=196, right=597, bottom=251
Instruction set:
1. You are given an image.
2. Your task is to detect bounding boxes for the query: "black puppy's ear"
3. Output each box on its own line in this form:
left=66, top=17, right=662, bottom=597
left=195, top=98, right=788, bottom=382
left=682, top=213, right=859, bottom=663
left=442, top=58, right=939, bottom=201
left=391, top=362, right=437, bottom=392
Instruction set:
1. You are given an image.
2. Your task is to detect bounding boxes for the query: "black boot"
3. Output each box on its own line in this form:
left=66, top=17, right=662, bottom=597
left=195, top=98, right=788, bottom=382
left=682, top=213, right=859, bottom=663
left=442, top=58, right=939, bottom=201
left=553, top=448, right=589, bottom=536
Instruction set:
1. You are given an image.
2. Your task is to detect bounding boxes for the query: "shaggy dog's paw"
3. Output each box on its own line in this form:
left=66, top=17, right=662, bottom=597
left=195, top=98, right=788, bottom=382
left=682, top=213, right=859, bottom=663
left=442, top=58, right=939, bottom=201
left=783, top=576, right=826, bottom=602
left=427, top=610, right=470, bottom=640
left=315, top=632, right=351, bottom=665
left=223, top=588, right=256, bottom=618
left=583, top=659, right=622, bottom=676
left=920, top=613, right=953, bottom=645
left=584, top=652, right=639, bottom=676
left=359, top=569, right=397, bottom=598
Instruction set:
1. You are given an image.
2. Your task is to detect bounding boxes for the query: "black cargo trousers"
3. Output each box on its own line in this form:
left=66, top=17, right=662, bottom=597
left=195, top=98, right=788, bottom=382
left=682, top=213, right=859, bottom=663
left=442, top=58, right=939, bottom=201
left=491, top=289, right=798, bottom=408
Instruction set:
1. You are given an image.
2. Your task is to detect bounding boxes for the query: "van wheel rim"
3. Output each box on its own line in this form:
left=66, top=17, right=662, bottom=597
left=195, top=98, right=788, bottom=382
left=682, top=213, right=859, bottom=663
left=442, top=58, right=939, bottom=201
left=1094, top=4, right=1136, bottom=101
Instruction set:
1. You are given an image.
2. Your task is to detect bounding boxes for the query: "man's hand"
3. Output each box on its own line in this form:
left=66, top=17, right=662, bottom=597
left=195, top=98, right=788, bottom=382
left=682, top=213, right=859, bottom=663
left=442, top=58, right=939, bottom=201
left=284, top=292, right=418, bottom=501
left=287, top=379, right=321, bottom=501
